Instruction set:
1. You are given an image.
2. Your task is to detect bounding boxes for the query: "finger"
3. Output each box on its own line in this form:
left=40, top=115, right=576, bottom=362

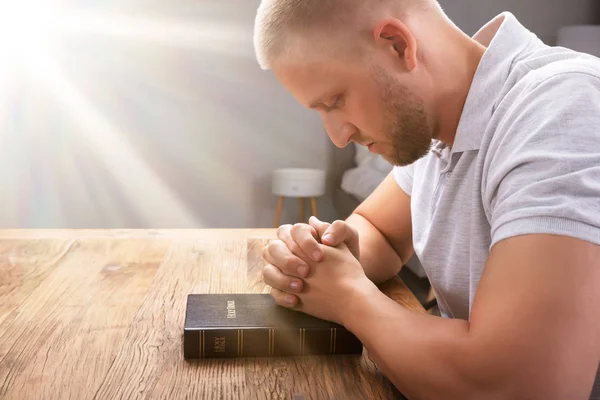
left=290, top=222, right=326, bottom=262
left=262, top=263, right=304, bottom=294
left=321, top=220, right=360, bottom=259
left=309, top=216, right=331, bottom=238
left=262, top=240, right=310, bottom=279
left=269, top=287, right=300, bottom=308
left=277, top=224, right=313, bottom=264
left=321, top=220, right=355, bottom=245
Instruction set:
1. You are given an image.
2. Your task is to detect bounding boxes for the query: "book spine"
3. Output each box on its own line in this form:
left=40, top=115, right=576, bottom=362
left=183, top=327, right=363, bottom=358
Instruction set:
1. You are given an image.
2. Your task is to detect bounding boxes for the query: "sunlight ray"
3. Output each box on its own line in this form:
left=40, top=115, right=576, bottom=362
left=51, top=10, right=253, bottom=56
left=20, top=46, right=204, bottom=228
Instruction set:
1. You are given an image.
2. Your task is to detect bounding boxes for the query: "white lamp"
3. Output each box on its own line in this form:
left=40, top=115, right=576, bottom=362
left=557, top=25, right=600, bottom=57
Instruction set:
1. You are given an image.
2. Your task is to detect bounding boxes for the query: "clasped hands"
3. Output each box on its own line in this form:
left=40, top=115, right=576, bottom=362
left=261, top=216, right=375, bottom=326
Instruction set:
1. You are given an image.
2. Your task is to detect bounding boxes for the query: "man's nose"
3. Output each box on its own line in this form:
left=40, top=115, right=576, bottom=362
left=322, top=115, right=354, bottom=148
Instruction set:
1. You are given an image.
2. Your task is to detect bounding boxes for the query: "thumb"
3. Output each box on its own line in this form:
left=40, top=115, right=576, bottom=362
left=321, top=220, right=360, bottom=260
left=308, top=216, right=331, bottom=240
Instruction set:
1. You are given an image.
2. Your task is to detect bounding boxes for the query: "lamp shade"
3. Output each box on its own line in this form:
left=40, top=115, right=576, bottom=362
left=556, top=25, right=600, bottom=57
left=272, top=168, right=326, bottom=197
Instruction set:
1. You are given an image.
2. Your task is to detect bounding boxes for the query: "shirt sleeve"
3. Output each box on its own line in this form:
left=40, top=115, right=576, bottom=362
left=393, top=163, right=415, bottom=196
left=484, top=71, right=600, bottom=249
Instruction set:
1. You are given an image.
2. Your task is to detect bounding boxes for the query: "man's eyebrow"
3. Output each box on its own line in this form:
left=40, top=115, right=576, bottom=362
left=308, top=92, right=335, bottom=109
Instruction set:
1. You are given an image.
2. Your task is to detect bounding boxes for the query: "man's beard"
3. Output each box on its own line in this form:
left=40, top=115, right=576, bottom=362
left=370, top=65, right=432, bottom=166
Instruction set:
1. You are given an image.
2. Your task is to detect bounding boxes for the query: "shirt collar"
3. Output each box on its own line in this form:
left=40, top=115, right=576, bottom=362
left=447, top=12, right=541, bottom=154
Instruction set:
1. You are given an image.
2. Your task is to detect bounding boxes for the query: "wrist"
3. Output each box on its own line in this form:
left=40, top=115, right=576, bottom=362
left=340, top=278, right=380, bottom=330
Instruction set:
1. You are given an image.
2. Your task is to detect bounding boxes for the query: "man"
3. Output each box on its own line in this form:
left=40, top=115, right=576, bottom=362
left=254, top=0, right=600, bottom=398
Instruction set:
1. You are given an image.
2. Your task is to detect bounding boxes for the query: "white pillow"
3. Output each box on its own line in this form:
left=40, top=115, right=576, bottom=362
left=353, top=143, right=371, bottom=165
left=341, top=166, right=388, bottom=201
left=353, top=143, right=393, bottom=173
left=342, top=144, right=393, bottom=201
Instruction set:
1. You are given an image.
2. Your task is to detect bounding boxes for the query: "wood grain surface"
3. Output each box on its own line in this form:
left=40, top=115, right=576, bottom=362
left=0, top=229, right=424, bottom=399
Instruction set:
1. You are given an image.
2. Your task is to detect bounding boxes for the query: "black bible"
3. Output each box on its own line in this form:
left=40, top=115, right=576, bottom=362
left=183, top=294, right=363, bottom=358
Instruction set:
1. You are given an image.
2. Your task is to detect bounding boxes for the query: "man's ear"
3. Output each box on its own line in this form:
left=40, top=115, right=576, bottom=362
left=373, top=18, right=418, bottom=71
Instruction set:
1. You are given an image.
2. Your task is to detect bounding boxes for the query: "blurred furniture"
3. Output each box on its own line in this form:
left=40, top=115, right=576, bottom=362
left=0, top=229, right=424, bottom=399
left=557, top=25, right=600, bottom=57
left=329, top=143, right=392, bottom=218
left=272, top=168, right=326, bottom=227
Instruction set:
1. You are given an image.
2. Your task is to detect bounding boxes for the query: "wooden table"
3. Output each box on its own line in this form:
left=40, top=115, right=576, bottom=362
left=0, top=229, right=424, bottom=399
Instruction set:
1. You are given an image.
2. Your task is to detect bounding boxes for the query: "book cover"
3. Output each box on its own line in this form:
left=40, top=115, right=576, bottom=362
left=183, top=293, right=363, bottom=359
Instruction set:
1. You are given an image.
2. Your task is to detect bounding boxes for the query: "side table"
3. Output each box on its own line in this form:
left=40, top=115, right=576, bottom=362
left=272, top=168, right=326, bottom=228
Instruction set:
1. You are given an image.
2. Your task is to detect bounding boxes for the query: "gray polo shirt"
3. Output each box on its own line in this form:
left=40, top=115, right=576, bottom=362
left=394, top=11, right=600, bottom=396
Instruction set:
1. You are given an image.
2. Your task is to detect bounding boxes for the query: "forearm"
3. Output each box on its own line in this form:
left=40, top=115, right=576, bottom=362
left=335, top=234, right=600, bottom=400
left=343, top=283, right=490, bottom=400
left=345, top=213, right=405, bottom=284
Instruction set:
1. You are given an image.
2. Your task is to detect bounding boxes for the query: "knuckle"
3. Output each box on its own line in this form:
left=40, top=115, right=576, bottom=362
left=263, top=262, right=277, bottom=275
left=265, top=241, right=274, bottom=253
left=331, top=220, right=345, bottom=230
left=268, top=239, right=283, bottom=253
left=277, top=224, right=292, bottom=238
left=295, top=234, right=311, bottom=247
left=277, top=245, right=289, bottom=257
left=290, top=227, right=315, bottom=246
left=262, top=246, right=270, bottom=260
left=261, top=267, right=271, bottom=285
left=287, top=242, right=305, bottom=259
left=263, top=244, right=275, bottom=261
left=299, top=238, right=317, bottom=254
left=290, top=223, right=302, bottom=236
left=272, top=289, right=296, bottom=307
left=269, top=287, right=283, bottom=299
left=261, top=263, right=272, bottom=276
left=290, top=223, right=309, bottom=236
left=274, top=297, right=288, bottom=307
left=269, top=287, right=281, bottom=300
left=263, top=264, right=283, bottom=286
left=284, top=255, right=297, bottom=269
left=289, top=243, right=309, bottom=260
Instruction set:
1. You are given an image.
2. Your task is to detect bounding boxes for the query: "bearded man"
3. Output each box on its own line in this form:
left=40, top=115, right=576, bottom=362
left=255, top=1, right=600, bottom=398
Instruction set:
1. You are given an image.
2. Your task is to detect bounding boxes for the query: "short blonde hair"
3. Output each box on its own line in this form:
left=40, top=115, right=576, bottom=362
left=253, top=0, right=442, bottom=70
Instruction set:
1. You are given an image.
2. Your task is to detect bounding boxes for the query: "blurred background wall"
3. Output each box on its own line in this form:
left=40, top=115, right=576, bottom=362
left=442, top=0, right=599, bottom=43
